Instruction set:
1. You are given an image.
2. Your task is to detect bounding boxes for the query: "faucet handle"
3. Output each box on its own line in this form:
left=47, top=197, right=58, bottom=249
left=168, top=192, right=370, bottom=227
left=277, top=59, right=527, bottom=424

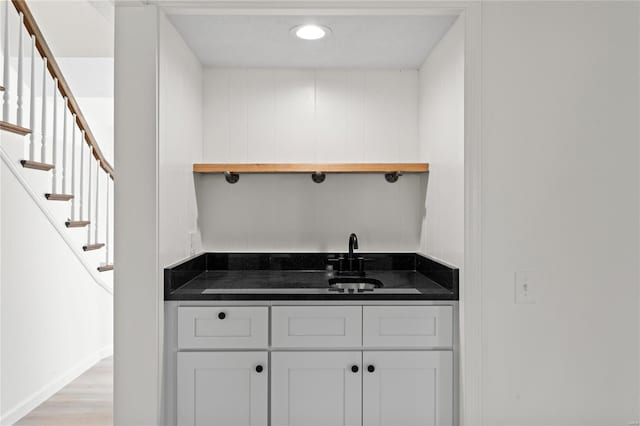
left=326, top=256, right=345, bottom=273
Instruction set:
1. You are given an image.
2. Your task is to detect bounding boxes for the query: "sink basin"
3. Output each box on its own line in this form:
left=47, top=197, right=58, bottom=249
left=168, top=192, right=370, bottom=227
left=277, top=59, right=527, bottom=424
left=328, top=277, right=383, bottom=292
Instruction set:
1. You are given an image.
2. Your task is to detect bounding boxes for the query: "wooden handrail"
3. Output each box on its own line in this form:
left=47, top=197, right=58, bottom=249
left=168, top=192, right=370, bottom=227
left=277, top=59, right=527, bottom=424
left=11, top=0, right=114, bottom=179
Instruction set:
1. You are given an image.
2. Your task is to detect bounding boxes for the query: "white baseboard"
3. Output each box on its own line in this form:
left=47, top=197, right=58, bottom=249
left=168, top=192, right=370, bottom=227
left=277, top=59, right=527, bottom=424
left=0, top=345, right=113, bottom=426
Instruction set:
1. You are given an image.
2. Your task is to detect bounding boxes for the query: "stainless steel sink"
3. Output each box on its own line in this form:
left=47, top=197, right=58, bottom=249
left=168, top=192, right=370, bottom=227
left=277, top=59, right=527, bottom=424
left=328, top=277, right=383, bottom=292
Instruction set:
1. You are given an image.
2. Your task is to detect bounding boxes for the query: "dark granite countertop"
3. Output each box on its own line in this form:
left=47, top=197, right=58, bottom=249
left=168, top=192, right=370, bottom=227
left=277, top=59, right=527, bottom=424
left=165, top=253, right=459, bottom=301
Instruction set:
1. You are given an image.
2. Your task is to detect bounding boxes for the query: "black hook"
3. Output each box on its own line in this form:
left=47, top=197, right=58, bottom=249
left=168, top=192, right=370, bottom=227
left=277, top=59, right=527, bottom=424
left=224, top=172, right=239, bottom=184
left=311, top=172, right=326, bottom=183
left=384, top=172, right=401, bottom=183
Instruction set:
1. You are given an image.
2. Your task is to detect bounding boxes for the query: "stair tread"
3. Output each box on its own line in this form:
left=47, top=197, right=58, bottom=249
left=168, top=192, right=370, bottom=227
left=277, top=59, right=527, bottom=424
left=65, top=220, right=90, bottom=228
left=1, top=121, right=31, bottom=136
left=97, top=264, right=114, bottom=272
left=45, top=193, right=74, bottom=201
left=83, top=243, right=105, bottom=251
left=21, top=160, right=54, bottom=171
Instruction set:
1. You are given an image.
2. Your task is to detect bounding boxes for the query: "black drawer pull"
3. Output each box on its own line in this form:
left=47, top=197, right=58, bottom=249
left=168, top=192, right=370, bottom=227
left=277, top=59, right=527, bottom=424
left=367, top=365, right=375, bottom=373
left=255, top=365, right=264, bottom=373
left=218, top=312, right=226, bottom=320
left=351, top=365, right=359, bottom=373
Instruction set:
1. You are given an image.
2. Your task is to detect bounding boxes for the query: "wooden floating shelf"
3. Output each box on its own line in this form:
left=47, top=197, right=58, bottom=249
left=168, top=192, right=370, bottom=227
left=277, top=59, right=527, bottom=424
left=193, top=163, right=429, bottom=174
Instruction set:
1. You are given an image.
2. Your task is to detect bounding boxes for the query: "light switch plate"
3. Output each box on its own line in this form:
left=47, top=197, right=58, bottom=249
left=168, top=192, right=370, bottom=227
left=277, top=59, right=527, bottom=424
left=515, top=271, right=536, bottom=304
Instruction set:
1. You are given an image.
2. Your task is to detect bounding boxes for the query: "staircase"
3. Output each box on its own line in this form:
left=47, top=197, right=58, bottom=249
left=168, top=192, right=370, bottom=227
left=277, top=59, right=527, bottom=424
left=1, top=0, right=113, bottom=274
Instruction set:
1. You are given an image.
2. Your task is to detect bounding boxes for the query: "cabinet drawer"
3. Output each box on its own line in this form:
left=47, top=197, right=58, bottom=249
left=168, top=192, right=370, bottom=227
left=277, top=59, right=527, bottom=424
left=363, top=306, right=453, bottom=348
left=178, top=306, right=268, bottom=349
left=272, top=306, right=362, bottom=348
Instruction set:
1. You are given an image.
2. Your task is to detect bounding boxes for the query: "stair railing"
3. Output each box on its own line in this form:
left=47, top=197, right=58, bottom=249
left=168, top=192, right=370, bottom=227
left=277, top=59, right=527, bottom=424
left=1, top=0, right=113, bottom=272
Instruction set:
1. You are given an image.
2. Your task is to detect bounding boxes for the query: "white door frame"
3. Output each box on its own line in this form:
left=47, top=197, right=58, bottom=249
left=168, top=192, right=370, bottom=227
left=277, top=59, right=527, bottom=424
left=140, top=2, right=484, bottom=424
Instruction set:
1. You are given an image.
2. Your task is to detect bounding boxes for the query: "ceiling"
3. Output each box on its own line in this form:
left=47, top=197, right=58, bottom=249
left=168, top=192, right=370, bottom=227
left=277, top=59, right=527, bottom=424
left=167, top=14, right=458, bottom=69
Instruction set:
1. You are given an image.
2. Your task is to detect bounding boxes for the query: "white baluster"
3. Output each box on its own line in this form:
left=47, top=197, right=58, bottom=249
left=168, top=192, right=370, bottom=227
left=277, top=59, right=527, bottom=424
left=16, top=12, right=24, bottom=126
left=2, top=0, right=10, bottom=121
left=79, top=131, right=84, bottom=219
left=29, top=35, right=35, bottom=159
left=94, top=162, right=100, bottom=244
left=105, top=178, right=110, bottom=264
left=61, top=98, right=68, bottom=194
left=70, top=119, right=77, bottom=220
left=40, top=57, right=47, bottom=163
left=87, top=146, right=93, bottom=242
left=51, top=78, right=58, bottom=192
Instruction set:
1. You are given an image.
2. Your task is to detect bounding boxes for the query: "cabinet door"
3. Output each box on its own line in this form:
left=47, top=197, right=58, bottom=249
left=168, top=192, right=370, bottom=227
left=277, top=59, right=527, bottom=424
left=178, top=352, right=267, bottom=426
left=362, top=351, right=453, bottom=426
left=271, top=352, right=362, bottom=426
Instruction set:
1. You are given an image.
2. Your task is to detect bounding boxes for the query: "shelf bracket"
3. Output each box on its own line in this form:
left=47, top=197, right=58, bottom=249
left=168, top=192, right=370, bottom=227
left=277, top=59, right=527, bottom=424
left=224, top=172, right=239, bottom=184
left=311, top=172, right=326, bottom=183
left=384, top=172, right=402, bottom=183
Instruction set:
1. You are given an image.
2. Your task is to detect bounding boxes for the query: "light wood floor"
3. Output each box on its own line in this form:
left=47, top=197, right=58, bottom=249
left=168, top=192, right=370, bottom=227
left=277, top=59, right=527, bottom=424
left=16, top=357, right=113, bottom=426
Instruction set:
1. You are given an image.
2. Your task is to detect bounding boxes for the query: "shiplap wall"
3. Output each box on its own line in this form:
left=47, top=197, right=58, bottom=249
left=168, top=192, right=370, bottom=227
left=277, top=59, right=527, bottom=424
left=418, top=17, right=464, bottom=268
left=203, top=68, right=418, bottom=163
left=199, top=67, right=424, bottom=252
left=196, top=173, right=425, bottom=252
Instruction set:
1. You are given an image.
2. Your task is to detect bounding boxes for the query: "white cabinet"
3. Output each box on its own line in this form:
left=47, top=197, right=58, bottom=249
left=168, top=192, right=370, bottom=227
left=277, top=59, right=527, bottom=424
left=177, top=352, right=268, bottom=426
left=271, top=351, right=362, bottom=426
left=173, top=304, right=456, bottom=426
left=362, top=351, right=453, bottom=426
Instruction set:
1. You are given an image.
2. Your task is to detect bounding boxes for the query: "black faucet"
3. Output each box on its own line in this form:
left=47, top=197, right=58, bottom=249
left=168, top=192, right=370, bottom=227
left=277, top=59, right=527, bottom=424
left=328, top=233, right=366, bottom=276
left=348, top=233, right=358, bottom=260
left=338, top=233, right=363, bottom=276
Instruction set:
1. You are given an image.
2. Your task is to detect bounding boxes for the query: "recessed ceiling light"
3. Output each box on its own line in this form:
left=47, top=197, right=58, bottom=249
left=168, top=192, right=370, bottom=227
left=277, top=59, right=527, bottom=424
left=291, top=24, right=331, bottom=40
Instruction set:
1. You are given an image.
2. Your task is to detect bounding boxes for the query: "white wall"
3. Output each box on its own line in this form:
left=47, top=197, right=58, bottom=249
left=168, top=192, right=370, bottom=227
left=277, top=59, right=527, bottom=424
left=0, top=133, right=113, bottom=425
left=56, top=57, right=115, bottom=165
left=158, top=12, right=204, bottom=425
left=198, top=173, right=425, bottom=252
left=203, top=68, right=418, bottom=163
left=114, top=5, right=161, bottom=425
left=115, top=6, right=204, bottom=425
left=480, top=2, right=639, bottom=424
left=418, top=16, right=464, bottom=268
left=200, top=67, right=423, bottom=252
left=158, top=12, right=203, bottom=267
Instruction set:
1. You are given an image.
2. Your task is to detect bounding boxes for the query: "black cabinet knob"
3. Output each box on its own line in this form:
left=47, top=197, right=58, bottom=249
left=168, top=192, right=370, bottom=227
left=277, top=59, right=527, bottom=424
left=218, top=312, right=226, bottom=320
left=367, top=365, right=375, bottom=373
left=351, top=365, right=359, bottom=373
left=255, top=365, right=264, bottom=373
